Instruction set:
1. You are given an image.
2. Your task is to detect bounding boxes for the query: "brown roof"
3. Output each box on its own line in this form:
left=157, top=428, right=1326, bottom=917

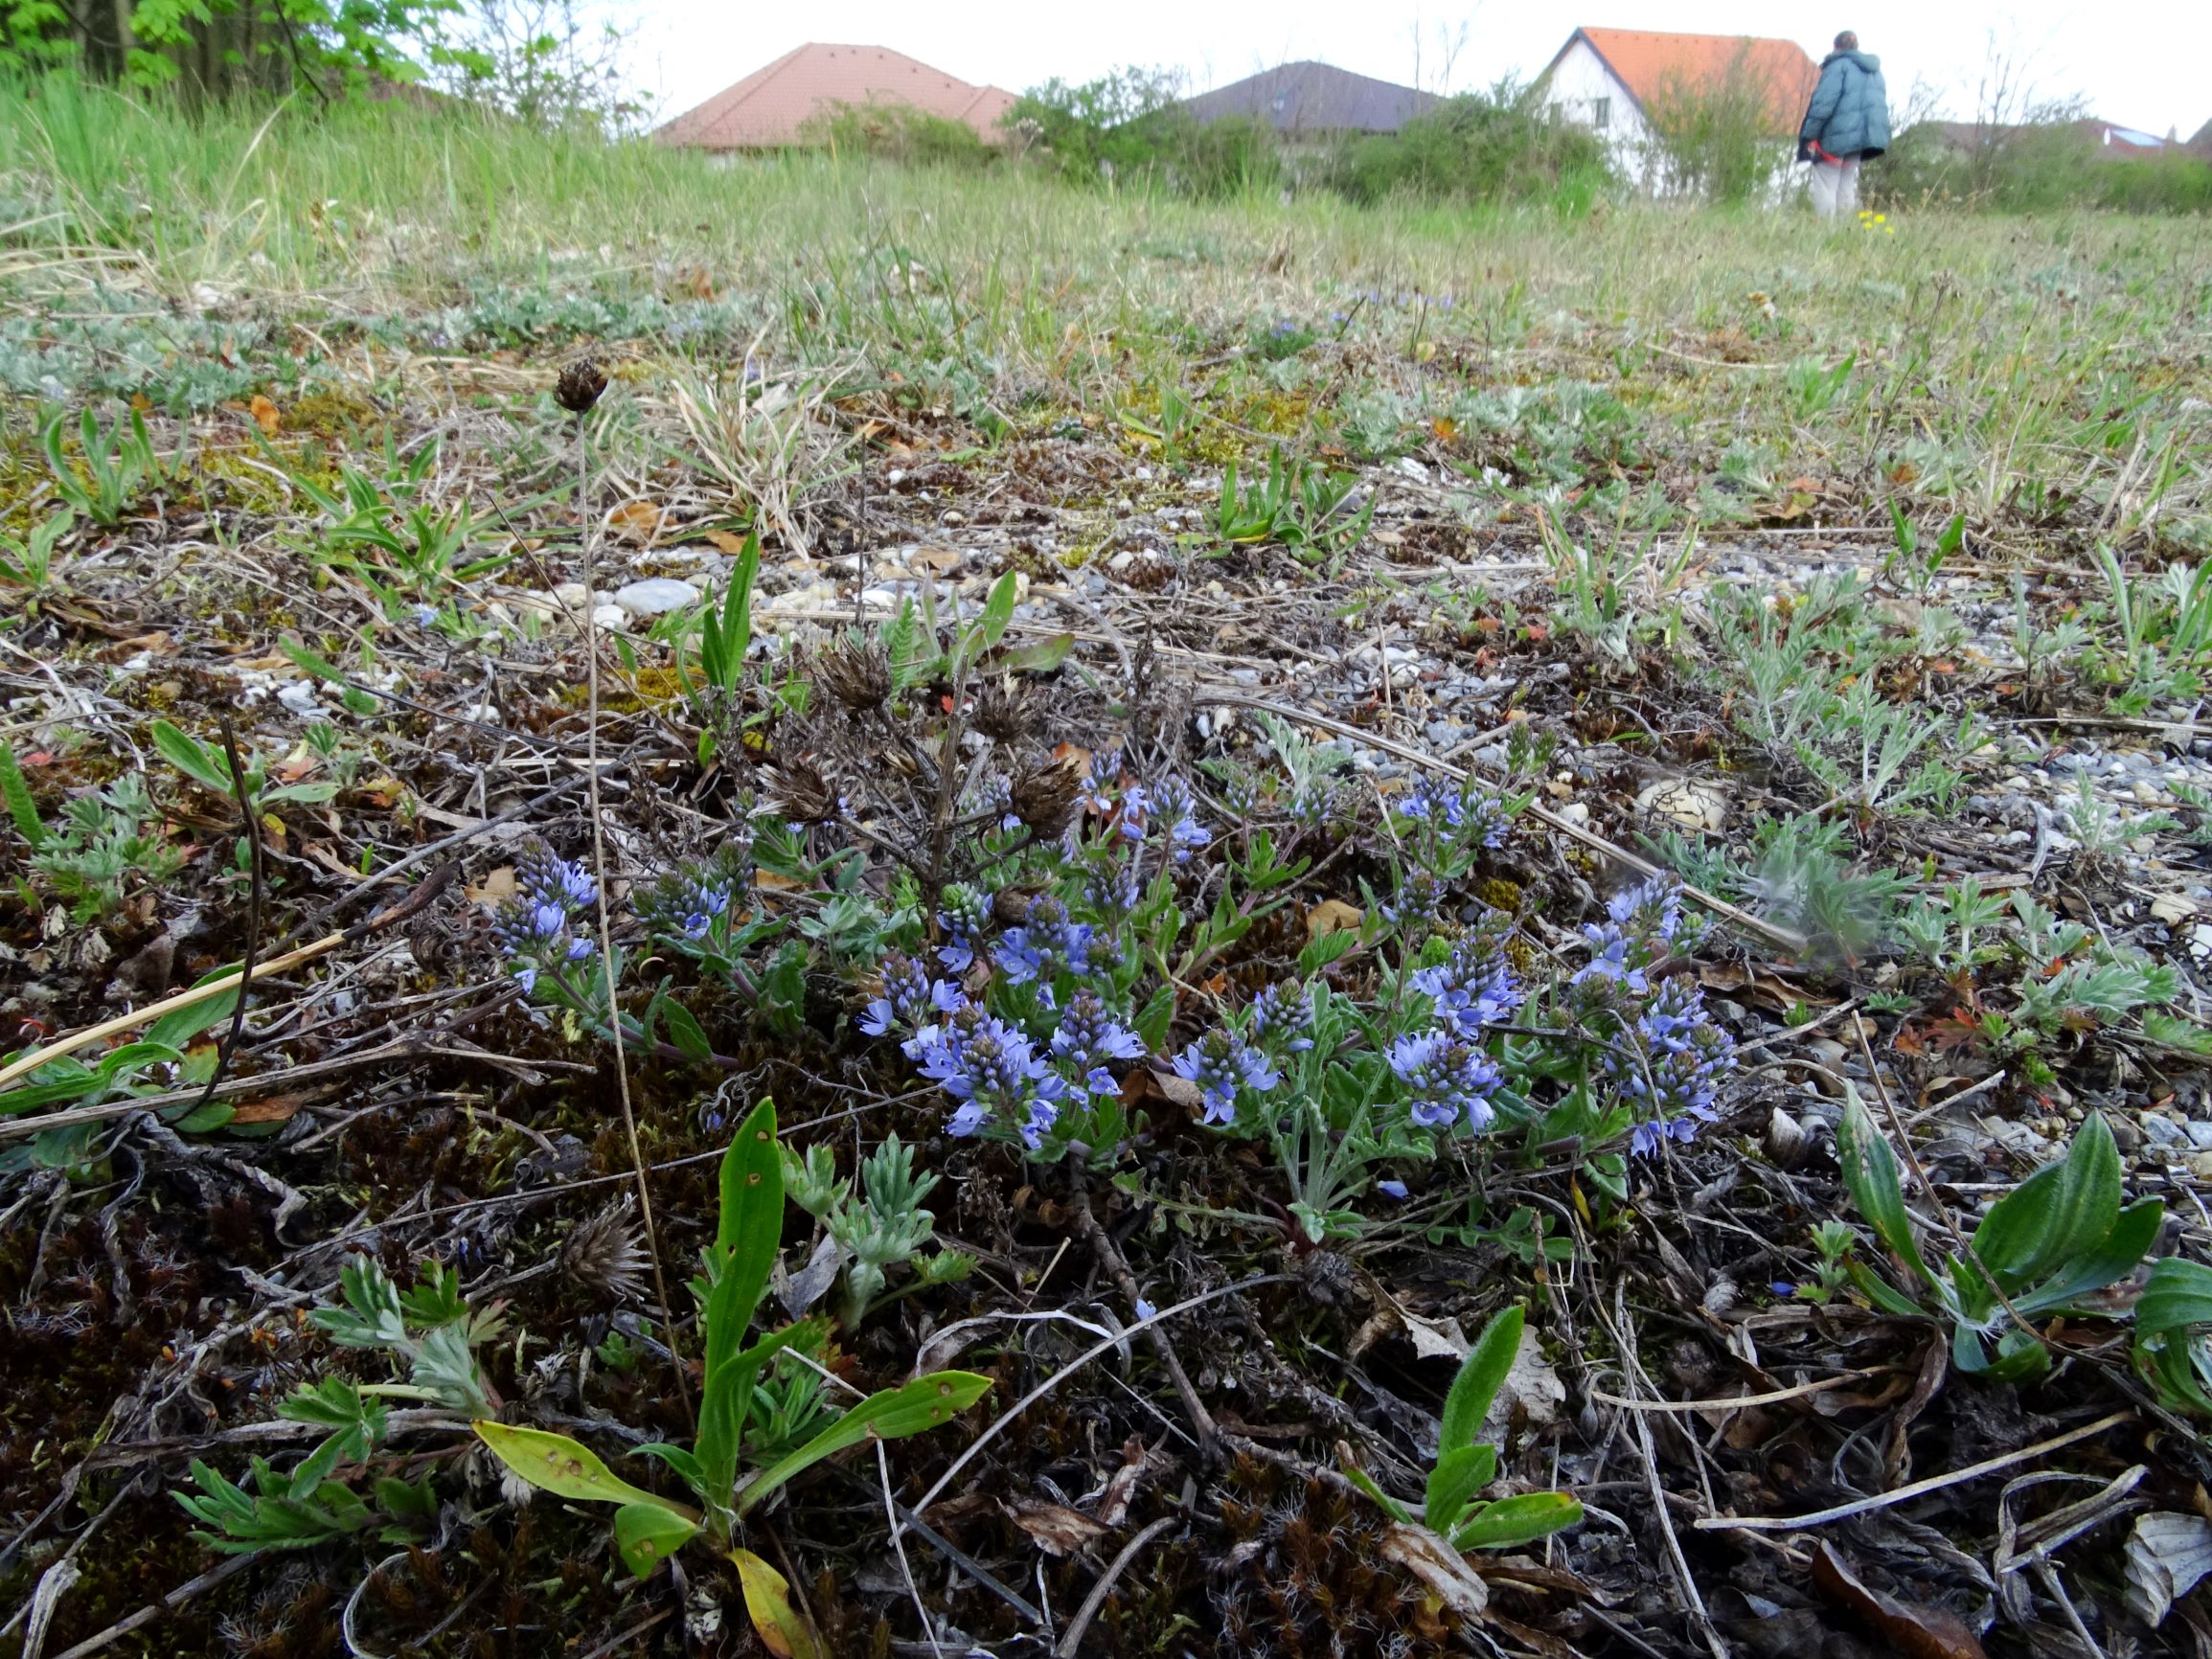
left=657, top=43, right=1016, bottom=149
left=1545, top=27, right=1817, bottom=131
left=1183, top=61, right=1437, bottom=135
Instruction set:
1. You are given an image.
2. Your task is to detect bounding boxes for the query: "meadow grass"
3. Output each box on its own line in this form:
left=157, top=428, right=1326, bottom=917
left=1, top=74, right=2207, bottom=557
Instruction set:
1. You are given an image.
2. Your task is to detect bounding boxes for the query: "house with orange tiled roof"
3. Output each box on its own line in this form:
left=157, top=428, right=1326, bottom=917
left=1537, top=27, right=1818, bottom=192
left=658, top=43, right=1015, bottom=151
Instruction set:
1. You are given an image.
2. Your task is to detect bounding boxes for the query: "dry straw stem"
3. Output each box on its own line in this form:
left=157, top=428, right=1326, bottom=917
left=0, top=868, right=455, bottom=1093
left=1694, top=1409, right=2135, bottom=1534
left=0, top=932, right=345, bottom=1093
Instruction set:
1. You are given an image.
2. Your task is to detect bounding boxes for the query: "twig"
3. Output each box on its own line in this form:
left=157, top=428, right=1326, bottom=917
left=0, top=869, right=455, bottom=1092
left=0, top=1039, right=586, bottom=1143
left=879, top=1442, right=945, bottom=1658
left=1692, top=1410, right=2135, bottom=1533
left=1192, top=688, right=1807, bottom=954
left=573, top=1608, right=675, bottom=1659
left=1055, top=1516, right=1177, bottom=1658
left=1069, top=1181, right=1218, bottom=1451
left=577, top=410, right=694, bottom=1430
left=1585, top=1367, right=1896, bottom=1414
left=46, top=1551, right=260, bottom=1659
left=179, top=716, right=263, bottom=1125
left=1608, top=1282, right=1731, bottom=1659
left=893, top=1276, right=1290, bottom=1549
left=324, top=772, right=593, bottom=916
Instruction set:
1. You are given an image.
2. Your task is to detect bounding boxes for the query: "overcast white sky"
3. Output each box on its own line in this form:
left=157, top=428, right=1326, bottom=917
left=626, top=3, right=2209, bottom=141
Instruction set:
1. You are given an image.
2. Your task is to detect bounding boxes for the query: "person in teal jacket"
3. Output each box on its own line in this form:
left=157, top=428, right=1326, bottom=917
left=1798, top=31, right=1890, bottom=218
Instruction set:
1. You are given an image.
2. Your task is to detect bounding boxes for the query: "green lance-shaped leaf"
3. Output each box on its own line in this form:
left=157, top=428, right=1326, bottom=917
left=472, top=1421, right=698, bottom=1519
left=733, top=1370, right=992, bottom=1515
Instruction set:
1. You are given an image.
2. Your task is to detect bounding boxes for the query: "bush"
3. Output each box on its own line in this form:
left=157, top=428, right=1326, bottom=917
left=810, top=102, right=995, bottom=170
left=1008, top=66, right=1278, bottom=197
left=1332, top=82, right=1611, bottom=208
left=1872, top=122, right=2212, bottom=214
left=1639, top=43, right=1790, bottom=203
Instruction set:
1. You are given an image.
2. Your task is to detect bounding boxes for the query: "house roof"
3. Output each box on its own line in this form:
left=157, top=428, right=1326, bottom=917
left=1543, top=27, right=1817, bottom=131
left=1182, top=61, right=1437, bottom=135
left=657, top=43, right=1015, bottom=149
left=2186, top=118, right=2211, bottom=156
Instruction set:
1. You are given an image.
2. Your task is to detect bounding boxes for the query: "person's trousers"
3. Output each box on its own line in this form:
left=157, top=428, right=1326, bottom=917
left=1810, top=156, right=1861, bottom=218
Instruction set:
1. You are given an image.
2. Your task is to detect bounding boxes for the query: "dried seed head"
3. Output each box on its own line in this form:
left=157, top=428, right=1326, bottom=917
left=760, top=760, right=842, bottom=825
left=1008, top=755, right=1083, bottom=838
left=971, top=679, right=1029, bottom=744
left=555, top=356, right=608, bottom=414
left=561, top=1196, right=649, bottom=1305
left=817, top=638, right=891, bottom=713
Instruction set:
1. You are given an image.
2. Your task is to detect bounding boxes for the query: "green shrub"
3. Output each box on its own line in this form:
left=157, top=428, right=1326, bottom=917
left=1873, top=122, right=2212, bottom=214
left=1639, top=44, right=1790, bottom=204
left=1332, top=81, right=1610, bottom=207
left=1008, top=66, right=1278, bottom=197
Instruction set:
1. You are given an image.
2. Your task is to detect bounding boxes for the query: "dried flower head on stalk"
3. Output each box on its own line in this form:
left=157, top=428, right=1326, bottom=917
left=561, top=1195, right=650, bottom=1304
left=759, top=759, right=843, bottom=825
left=555, top=356, right=608, bottom=414
left=971, top=679, right=1029, bottom=744
left=817, top=638, right=891, bottom=714
left=1008, top=755, right=1083, bottom=838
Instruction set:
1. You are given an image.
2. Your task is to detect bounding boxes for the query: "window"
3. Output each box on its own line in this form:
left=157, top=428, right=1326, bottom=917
left=1592, top=96, right=1610, bottom=130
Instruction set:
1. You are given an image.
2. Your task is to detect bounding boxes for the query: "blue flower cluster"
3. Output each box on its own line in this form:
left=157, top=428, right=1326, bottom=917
left=936, top=883, right=989, bottom=972
left=1388, top=1028, right=1504, bottom=1131
left=1245, top=981, right=1314, bottom=1053
left=1602, top=978, right=1736, bottom=1157
left=1398, top=776, right=1511, bottom=850
left=1050, top=989, right=1147, bottom=1094
left=995, top=895, right=1117, bottom=984
left=1173, top=1029, right=1282, bottom=1127
left=1564, top=882, right=1735, bottom=1155
left=1409, top=915, right=1523, bottom=1034
left=1381, top=869, right=1447, bottom=932
left=859, top=951, right=966, bottom=1037
left=494, top=848, right=598, bottom=995
left=906, top=1010, right=1065, bottom=1148
left=636, top=835, right=754, bottom=951
left=1083, top=852, right=1140, bottom=920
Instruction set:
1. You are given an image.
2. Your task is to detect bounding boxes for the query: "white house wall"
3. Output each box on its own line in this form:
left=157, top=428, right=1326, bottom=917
left=1543, top=39, right=1653, bottom=172
left=1542, top=36, right=1804, bottom=200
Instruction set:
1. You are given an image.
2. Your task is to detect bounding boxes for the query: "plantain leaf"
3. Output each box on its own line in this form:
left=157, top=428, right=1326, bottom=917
left=1449, top=1492, right=1585, bottom=1552
left=471, top=1422, right=697, bottom=1518
left=734, top=1371, right=991, bottom=1515
left=150, top=718, right=237, bottom=795
left=997, top=631, right=1074, bottom=675
left=1338, top=1458, right=1413, bottom=1526
left=614, top=1502, right=699, bottom=1578
left=731, top=1546, right=823, bottom=1659
left=1424, top=1445, right=1487, bottom=1536
left=1838, top=1088, right=1937, bottom=1291
left=697, top=1098, right=784, bottom=1514
left=1439, top=1306, right=1521, bottom=1457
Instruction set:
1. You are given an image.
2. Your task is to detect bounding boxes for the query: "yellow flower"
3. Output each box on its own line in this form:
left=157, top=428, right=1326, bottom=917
left=1874, top=214, right=1887, bottom=224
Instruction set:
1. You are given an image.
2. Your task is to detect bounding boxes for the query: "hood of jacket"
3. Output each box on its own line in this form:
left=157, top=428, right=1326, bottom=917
left=1823, top=50, right=1881, bottom=73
